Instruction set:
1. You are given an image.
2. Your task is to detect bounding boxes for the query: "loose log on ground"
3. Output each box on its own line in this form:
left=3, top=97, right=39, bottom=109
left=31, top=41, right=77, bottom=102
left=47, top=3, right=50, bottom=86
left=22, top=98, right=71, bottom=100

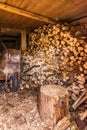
left=54, top=116, right=71, bottom=130
left=79, top=110, right=87, bottom=121
left=72, top=89, right=87, bottom=110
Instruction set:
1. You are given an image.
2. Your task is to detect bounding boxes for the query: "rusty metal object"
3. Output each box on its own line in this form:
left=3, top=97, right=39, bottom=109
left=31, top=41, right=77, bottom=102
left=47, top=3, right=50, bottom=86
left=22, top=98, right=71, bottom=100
left=0, top=40, right=21, bottom=91
left=0, top=49, right=21, bottom=80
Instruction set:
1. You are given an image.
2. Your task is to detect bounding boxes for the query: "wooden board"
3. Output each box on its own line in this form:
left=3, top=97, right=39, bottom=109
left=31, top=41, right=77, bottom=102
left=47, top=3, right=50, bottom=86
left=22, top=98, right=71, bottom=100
left=0, top=10, right=46, bottom=30
left=1, top=0, right=87, bottom=20
left=0, top=0, right=87, bottom=30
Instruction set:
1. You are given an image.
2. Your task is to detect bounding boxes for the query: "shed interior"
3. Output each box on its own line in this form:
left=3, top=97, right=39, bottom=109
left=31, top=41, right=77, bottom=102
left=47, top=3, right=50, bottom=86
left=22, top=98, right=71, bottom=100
left=0, top=0, right=87, bottom=130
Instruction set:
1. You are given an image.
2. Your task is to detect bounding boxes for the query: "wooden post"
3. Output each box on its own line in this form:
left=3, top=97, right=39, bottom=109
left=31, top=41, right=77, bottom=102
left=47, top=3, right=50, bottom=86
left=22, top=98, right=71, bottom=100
left=21, top=30, right=27, bottom=50
left=39, top=84, right=69, bottom=127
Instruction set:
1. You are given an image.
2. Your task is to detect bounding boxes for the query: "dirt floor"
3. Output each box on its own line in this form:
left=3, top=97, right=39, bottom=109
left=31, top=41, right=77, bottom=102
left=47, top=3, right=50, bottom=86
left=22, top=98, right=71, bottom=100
left=0, top=87, right=87, bottom=130
left=0, top=88, right=50, bottom=130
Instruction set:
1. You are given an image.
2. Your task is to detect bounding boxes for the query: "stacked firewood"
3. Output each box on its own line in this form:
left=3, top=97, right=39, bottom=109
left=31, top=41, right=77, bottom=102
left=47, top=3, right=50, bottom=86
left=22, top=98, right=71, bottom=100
left=21, top=23, right=87, bottom=103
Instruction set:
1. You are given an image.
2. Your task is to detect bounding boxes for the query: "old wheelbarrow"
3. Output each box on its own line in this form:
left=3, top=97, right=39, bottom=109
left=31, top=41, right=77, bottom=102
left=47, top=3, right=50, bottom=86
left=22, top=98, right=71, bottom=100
left=0, top=40, right=21, bottom=92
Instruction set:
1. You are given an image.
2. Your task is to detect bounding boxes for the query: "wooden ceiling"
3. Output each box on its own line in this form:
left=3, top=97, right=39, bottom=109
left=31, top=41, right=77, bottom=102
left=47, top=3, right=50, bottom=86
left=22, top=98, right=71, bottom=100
left=0, top=0, right=87, bottom=31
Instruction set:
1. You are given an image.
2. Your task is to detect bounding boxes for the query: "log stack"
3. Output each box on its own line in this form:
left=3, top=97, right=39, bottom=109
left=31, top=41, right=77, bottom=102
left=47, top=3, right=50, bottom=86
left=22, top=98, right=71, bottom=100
left=21, top=23, right=87, bottom=103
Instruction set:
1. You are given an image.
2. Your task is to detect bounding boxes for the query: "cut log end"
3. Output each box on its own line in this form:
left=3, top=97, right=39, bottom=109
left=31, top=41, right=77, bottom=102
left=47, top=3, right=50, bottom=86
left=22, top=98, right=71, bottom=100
left=40, top=84, right=68, bottom=98
left=39, top=84, right=69, bottom=127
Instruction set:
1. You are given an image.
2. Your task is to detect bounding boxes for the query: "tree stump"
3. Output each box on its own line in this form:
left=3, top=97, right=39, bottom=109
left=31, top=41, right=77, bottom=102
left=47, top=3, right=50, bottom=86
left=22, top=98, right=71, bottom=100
left=39, top=84, right=69, bottom=127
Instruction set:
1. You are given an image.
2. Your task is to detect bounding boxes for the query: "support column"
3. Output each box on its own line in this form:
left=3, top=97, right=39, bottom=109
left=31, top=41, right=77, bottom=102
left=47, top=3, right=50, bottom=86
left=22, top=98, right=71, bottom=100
left=21, top=30, right=27, bottom=50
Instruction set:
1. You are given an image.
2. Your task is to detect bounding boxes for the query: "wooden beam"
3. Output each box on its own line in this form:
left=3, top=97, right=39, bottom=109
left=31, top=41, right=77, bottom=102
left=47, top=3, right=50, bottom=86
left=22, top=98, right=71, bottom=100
left=0, top=37, right=17, bottom=40
left=1, top=27, right=21, bottom=34
left=69, top=16, right=87, bottom=25
left=21, top=30, right=27, bottom=50
left=0, top=2, right=57, bottom=24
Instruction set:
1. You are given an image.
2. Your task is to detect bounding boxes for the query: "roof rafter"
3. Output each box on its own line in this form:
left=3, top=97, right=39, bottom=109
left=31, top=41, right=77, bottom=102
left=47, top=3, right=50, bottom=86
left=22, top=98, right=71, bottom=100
left=0, top=2, right=57, bottom=24
left=1, top=27, right=21, bottom=34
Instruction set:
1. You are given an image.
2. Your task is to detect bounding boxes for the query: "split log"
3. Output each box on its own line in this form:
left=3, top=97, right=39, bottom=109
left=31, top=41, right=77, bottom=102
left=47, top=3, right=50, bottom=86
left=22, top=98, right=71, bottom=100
left=79, top=110, right=87, bottom=121
left=54, top=117, right=79, bottom=130
left=39, top=84, right=69, bottom=127
left=54, top=116, right=71, bottom=130
left=74, top=114, right=87, bottom=130
left=72, top=89, right=87, bottom=110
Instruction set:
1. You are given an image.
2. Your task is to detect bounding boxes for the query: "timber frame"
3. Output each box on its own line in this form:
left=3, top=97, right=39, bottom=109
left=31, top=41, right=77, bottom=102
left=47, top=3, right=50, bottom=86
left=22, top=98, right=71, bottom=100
left=0, top=2, right=57, bottom=24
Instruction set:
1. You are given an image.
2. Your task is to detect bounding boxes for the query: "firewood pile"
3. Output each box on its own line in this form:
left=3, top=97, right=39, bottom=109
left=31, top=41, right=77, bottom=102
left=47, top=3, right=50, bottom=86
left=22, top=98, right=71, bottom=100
left=20, top=23, right=87, bottom=129
left=21, top=23, right=87, bottom=126
left=21, top=23, right=87, bottom=103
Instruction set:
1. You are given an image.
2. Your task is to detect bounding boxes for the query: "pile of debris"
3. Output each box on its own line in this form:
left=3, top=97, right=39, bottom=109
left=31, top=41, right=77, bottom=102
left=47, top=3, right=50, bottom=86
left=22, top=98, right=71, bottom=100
left=21, top=23, right=87, bottom=103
